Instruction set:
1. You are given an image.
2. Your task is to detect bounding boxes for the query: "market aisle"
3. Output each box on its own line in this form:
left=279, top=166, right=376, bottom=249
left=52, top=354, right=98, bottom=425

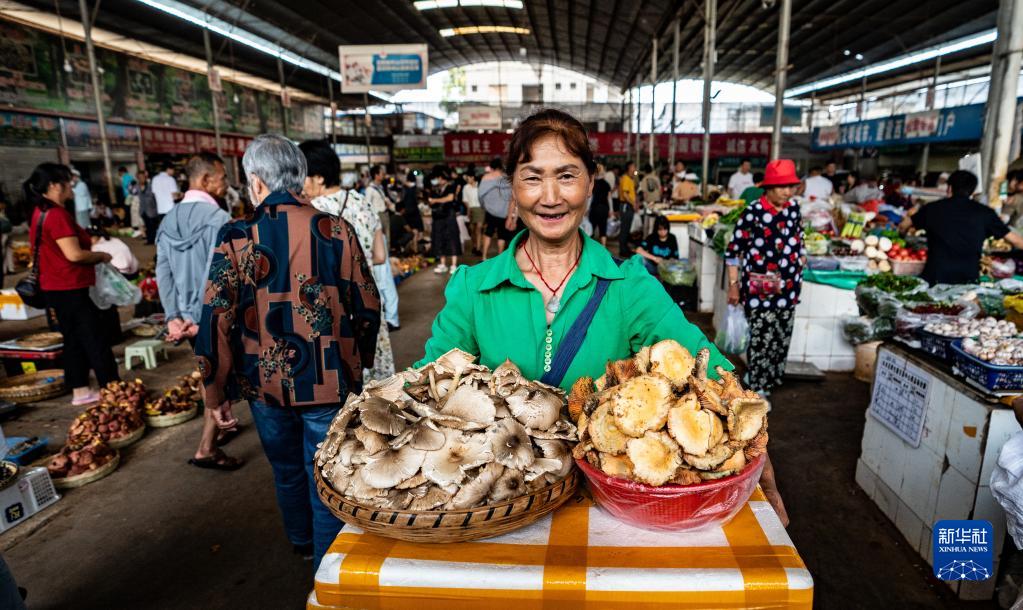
left=0, top=259, right=1000, bottom=609
left=0, top=267, right=452, bottom=610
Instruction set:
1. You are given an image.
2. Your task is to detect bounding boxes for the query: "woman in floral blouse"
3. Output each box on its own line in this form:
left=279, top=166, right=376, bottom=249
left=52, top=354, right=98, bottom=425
left=300, top=140, right=395, bottom=382
left=725, top=159, right=805, bottom=395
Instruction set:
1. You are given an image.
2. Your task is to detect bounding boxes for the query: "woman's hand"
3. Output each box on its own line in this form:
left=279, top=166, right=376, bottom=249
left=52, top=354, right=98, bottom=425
left=727, top=283, right=741, bottom=305
left=97, top=252, right=113, bottom=264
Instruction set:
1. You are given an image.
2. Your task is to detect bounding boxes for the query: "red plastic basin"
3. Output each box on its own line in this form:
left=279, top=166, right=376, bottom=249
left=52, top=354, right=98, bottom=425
left=575, top=452, right=766, bottom=532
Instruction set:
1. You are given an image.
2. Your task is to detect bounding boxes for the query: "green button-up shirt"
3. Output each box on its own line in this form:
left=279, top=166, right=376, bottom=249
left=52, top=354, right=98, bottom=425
left=417, top=231, right=733, bottom=391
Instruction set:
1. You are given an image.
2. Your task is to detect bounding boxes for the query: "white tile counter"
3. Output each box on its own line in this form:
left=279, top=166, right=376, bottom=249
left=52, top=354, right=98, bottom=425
left=855, top=342, right=1020, bottom=601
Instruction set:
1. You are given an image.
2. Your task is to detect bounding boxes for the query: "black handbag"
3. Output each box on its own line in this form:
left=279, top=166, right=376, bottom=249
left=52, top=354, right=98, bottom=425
left=15, top=207, right=48, bottom=309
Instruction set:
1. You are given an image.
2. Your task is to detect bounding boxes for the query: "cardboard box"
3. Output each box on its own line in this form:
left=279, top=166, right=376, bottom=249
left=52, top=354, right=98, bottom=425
left=0, top=467, right=60, bottom=533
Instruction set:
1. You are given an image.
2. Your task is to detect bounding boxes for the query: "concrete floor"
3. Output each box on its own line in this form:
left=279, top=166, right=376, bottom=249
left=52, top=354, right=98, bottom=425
left=0, top=241, right=1004, bottom=609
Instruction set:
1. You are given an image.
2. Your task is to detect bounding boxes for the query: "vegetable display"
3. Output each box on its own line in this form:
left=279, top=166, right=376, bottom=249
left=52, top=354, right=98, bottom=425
left=570, top=340, right=768, bottom=486
left=962, top=336, right=1023, bottom=366
left=923, top=318, right=1017, bottom=338
left=315, top=350, right=576, bottom=511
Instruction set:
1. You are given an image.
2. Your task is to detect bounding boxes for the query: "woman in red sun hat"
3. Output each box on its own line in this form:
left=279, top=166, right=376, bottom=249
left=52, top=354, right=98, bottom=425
left=724, top=159, right=805, bottom=396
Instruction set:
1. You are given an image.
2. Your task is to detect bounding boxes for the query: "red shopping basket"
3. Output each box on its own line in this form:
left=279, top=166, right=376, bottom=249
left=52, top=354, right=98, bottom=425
left=575, top=452, right=766, bottom=531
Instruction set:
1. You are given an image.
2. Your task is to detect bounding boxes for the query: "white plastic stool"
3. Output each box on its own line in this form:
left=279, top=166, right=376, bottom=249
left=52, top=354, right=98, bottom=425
left=124, top=339, right=168, bottom=370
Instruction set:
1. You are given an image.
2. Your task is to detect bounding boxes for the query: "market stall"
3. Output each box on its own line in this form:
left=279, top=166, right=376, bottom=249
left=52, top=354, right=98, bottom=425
left=310, top=342, right=812, bottom=609
left=856, top=342, right=1020, bottom=601
left=308, top=487, right=812, bottom=610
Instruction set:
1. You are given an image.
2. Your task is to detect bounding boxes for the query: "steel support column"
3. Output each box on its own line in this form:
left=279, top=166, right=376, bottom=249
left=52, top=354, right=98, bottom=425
left=669, top=18, right=679, bottom=167
left=78, top=0, right=115, bottom=204
left=982, top=0, right=1023, bottom=206
left=202, top=24, right=223, bottom=158
left=649, top=37, right=657, bottom=168
left=701, top=0, right=717, bottom=197
left=771, top=0, right=792, bottom=161
left=919, top=56, right=942, bottom=181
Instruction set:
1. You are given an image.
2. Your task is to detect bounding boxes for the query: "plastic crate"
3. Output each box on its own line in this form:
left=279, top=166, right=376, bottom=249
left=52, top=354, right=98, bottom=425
left=950, top=340, right=1023, bottom=392
left=918, top=329, right=959, bottom=362
left=891, top=259, right=926, bottom=276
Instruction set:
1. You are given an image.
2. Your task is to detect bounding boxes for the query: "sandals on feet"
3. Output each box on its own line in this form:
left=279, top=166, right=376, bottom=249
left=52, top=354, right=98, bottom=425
left=188, top=449, right=244, bottom=471
left=216, top=426, right=242, bottom=447
left=71, top=392, right=100, bottom=407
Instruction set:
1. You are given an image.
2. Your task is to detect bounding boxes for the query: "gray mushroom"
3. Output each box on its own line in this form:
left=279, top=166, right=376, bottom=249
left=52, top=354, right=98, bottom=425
left=489, top=418, right=535, bottom=470
left=440, top=385, right=496, bottom=429
left=505, top=387, right=563, bottom=430
left=361, top=445, right=427, bottom=489
left=364, top=373, right=413, bottom=403
left=534, top=439, right=573, bottom=479
left=448, top=462, right=505, bottom=509
left=390, top=420, right=447, bottom=451
left=324, top=461, right=354, bottom=492
left=337, top=439, right=363, bottom=467
left=422, top=429, right=494, bottom=486
left=435, top=348, right=478, bottom=375
left=395, top=472, right=428, bottom=490
left=490, top=359, right=526, bottom=397
left=354, top=426, right=390, bottom=455
left=524, top=458, right=564, bottom=481
left=359, top=397, right=408, bottom=436
left=346, top=470, right=387, bottom=501
left=409, top=485, right=453, bottom=511
left=488, top=468, right=526, bottom=503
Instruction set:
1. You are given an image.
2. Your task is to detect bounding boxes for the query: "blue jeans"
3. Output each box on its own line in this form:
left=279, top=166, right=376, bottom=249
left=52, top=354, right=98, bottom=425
left=249, top=401, right=342, bottom=570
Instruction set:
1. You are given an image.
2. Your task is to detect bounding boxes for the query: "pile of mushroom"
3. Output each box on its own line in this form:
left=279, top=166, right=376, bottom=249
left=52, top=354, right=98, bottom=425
left=571, top=339, right=770, bottom=486
left=315, top=349, right=577, bottom=511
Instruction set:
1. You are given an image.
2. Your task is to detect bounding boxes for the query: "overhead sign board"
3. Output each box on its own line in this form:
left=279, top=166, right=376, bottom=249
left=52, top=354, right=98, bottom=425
left=458, top=105, right=502, bottom=130
left=338, top=44, right=428, bottom=93
left=811, top=102, right=988, bottom=150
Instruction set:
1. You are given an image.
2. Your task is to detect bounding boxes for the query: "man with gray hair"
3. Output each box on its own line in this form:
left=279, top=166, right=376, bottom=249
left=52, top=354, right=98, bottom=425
left=156, top=152, right=241, bottom=473
left=195, top=134, right=380, bottom=570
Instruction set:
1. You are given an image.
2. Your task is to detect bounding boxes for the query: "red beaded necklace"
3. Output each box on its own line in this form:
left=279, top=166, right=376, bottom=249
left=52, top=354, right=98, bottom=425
left=521, top=237, right=582, bottom=314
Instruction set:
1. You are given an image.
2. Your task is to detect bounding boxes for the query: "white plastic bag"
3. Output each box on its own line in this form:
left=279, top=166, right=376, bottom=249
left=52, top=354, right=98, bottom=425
left=89, top=263, right=142, bottom=310
left=606, top=216, right=621, bottom=238
left=715, top=305, right=749, bottom=353
left=631, top=212, right=644, bottom=233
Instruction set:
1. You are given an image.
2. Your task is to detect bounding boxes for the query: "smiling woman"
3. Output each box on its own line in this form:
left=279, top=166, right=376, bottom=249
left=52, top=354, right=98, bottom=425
left=417, top=108, right=731, bottom=386
left=416, top=108, right=790, bottom=522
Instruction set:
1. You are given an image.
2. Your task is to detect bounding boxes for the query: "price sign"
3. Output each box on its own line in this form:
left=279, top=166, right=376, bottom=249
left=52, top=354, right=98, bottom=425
left=869, top=349, right=930, bottom=447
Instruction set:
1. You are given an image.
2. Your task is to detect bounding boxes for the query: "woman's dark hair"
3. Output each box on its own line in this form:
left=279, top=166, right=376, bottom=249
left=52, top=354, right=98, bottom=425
left=298, top=139, right=340, bottom=188
left=653, top=216, right=670, bottom=232
left=86, top=227, right=110, bottom=240
left=23, top=163, right=71, bottom=208
left=643, top=163, right=653, bottom=173
left=505, top=108, right=596, bottom=177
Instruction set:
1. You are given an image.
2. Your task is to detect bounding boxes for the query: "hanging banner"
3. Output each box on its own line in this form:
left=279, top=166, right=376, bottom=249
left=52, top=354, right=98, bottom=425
left=393, top=134, right=444, bottom=164
left=63, top=119, right=139, bottom=150
left=811, top=102, right=988, bottom=150
left=338, top=44, right=428, bottom=93
left=457, top=105, right=503, bottom=131
left=442, top=132, right=773, bottom=163
left=0, top=112, right=61, bottom=148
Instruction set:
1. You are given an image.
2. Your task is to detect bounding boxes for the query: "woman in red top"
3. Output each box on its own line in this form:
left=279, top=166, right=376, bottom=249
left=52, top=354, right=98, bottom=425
left=24, top=164, right=119, bottom=406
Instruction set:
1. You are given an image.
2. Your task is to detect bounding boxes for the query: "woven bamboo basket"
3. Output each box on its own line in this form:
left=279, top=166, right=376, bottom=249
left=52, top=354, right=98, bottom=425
left=0, top=370, right=66, bottom=404
left=315, top=467, right=580, bottom=543
left=50, top=451, right=120, bottom=489
left=144, top=405, right=198, bottom=428
left=106, top=425, right=145, bottom=449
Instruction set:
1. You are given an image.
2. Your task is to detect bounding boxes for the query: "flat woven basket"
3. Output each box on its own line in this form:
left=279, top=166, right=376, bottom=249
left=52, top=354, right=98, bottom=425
left=315, top=467, right=579, bottom=543
left=144, top=405, right=198, bottom=428
left=0, top=370, right=66, bottom=404
left=106, top=424, right=146, bottom=449
left=50, top=451, right=120, bottom=490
